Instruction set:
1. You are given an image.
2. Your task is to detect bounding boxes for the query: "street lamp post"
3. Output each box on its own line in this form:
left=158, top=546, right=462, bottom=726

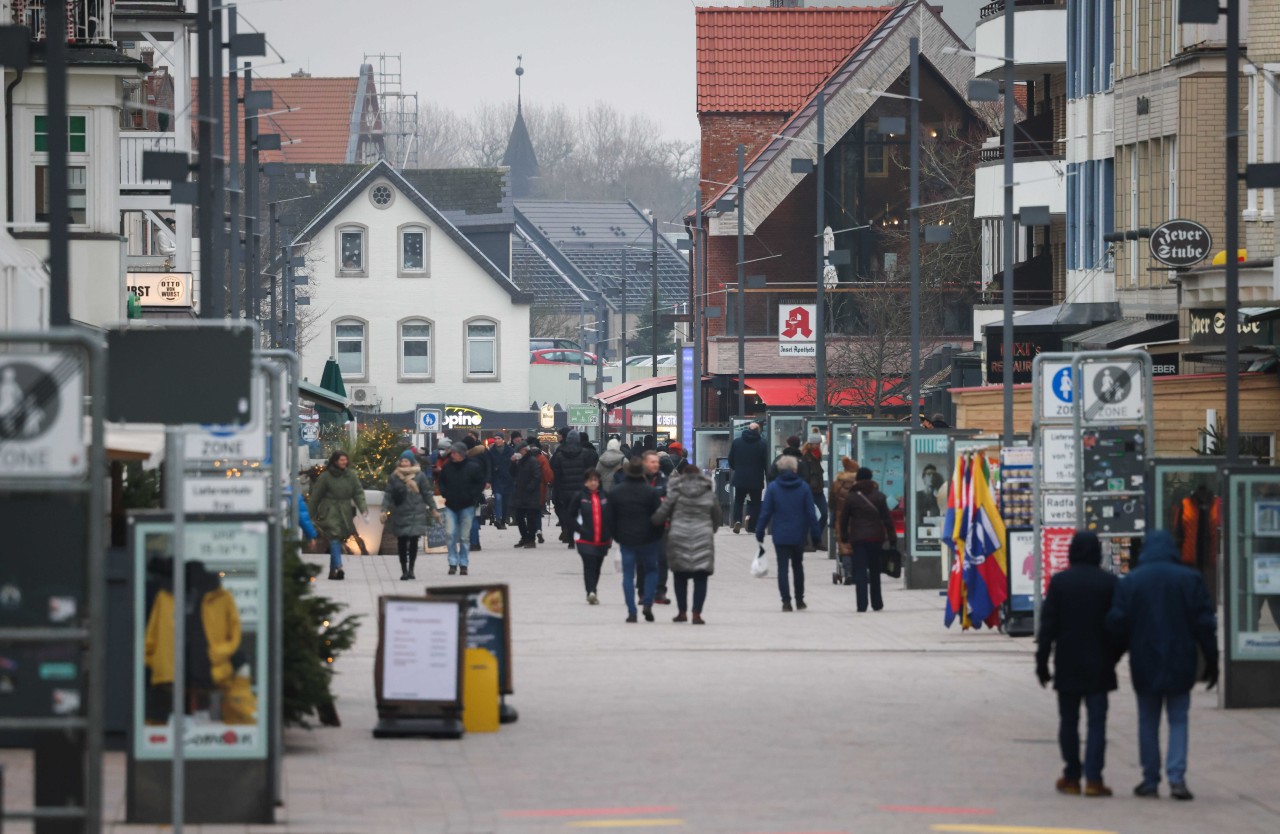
left=1225, top=0, right=1241, bottom=461
left=651, top=210, right=660, bottom=437
left=909, top=37, right=922, bottom=429
left=815, top=85, right=827, bottom=414
left=1001, top=0, right=1016, bottom=445
left=737, top=143, right=747, bottom=419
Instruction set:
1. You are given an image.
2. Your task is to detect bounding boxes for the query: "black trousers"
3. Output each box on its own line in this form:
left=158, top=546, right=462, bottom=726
left=732, top=486, right=763, bottom=531
left=397, top=535, right=419, bottom=569
left=577, top=545, right=607, bottom=594
left=851, top=541, right=883, bottom=612
left=515, top=508, right=541, bottom=542
left=673, top=571, right=709, bottom=613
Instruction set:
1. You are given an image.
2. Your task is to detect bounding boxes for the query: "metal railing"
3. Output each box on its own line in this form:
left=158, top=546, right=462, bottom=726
left=120, top=131, right=179, bottom=189
left=6, top=0, right=114, bottom=44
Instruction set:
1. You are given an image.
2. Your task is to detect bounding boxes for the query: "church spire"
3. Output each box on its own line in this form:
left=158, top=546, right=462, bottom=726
left=503, top=55, right=540, bottom=199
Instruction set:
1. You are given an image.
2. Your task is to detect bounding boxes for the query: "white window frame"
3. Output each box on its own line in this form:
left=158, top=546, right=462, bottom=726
left=464, top=317, right=500, bottom=381
left=1129, top=147, right=1139, bottom=285
left=398, top=224, right=430, bottom=277
left=1245, top=66, right=1259, bottom=220
left=1263, top=65, right=1280, bottom=219
left=336, top=224, right=368, bottom=277
left=334, top=317, right=368, bottom=381
left=28, top=109, right=92, bottom=229
left=398, top=318, right=433, bottom=381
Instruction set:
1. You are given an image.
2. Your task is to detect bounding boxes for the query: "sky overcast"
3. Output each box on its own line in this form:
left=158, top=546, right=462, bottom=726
left=241, top=0, right=708, bottom=142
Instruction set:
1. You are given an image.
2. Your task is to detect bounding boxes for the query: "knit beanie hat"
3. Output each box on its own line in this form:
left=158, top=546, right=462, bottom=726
left=668, top=441, right=684, bottom=455
left=399, top=448, right=417, bottom=463
left=856, top=467, right=874, bottom=481
left=438, top=438, right=453, bottom=452
left=607, top=438, right=622, bottom=451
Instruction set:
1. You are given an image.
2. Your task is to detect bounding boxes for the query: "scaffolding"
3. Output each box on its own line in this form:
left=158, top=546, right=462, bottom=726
left=364, top=53, right=420, bottom=170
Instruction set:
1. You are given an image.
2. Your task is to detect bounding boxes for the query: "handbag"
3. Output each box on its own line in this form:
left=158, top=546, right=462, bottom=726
left=880, top=547, right=903, bottom=579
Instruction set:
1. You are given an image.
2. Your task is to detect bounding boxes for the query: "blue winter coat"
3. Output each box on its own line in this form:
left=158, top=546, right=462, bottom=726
left=1106, top=530, right=1218, bottom=695
left=296, top=493, right=317, bottom=539
left=756, top=471, right=820, bottom=546
left=487, top=443, right=515, bottom=490
left=728, top=427, right=769, bottom=489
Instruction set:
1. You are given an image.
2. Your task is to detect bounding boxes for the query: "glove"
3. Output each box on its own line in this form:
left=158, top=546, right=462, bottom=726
left=1204, top=655, right=1220, bottom=690
left=362, top=512, right=370, bottom=522
left=1035, top=660, right=1052, bottom=688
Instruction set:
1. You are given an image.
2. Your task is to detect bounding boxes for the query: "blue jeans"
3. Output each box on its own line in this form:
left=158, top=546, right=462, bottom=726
left=492, top=488, right=506, bottom=522
left=620, top=541, right=660, bottom=616
left=1058, top=691, right=1109, bottom=782
left=470, top=511, right=482, bottom=547
left=1137, top=691, right=1191, bottom=787
left=443, top=505, right=475, bottom=568
left=328, top=538, right=342, bottom=570
left=813, top=491, right=828, bottom=540
left=774, top=543, right=806, bottom=604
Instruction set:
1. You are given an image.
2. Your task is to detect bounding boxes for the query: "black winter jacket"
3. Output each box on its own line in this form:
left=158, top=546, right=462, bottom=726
left=728, top=427, right=769, bottom=489
left=551, top=441, right=591, bottom=504
left=509, top=450, right=546, bottom=511
left=571, top=488, right=613, bottom=546
left=436, top=455, right=486, bottom=510
left=603, top=474, right=663, bottom=546
left=1036, top=554, right=1121, bottom=694
left=841, top=480, right=896, bottom=547
left=768, top=446, right=810, bottom=483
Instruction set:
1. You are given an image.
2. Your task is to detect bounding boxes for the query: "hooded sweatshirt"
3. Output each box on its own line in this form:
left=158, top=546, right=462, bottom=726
left=728, top=426, right=769, bottom=489
left=1035, top=531, right=1121, bottom=694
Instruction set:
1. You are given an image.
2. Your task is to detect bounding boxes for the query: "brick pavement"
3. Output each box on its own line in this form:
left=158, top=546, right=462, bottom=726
left=4, top=523, right=1279, bottom=833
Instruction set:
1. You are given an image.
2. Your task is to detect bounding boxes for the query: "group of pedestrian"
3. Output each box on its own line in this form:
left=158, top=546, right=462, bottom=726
left=1036, top=529, right=1218, bottom=800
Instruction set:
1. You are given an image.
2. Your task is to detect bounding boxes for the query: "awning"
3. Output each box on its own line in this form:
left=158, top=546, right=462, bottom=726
left=1244, top=306, right=1280, bottom=323
left=299, top=379, right=354, bottom=421
left=101, top=422, right=166, bottom=463
left=1063, top=317, right=1178, bottom=350
left=745, top=377, right=910, bottom=408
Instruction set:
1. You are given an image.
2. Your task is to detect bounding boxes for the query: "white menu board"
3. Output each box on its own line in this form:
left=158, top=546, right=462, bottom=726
left=380, top=599, right=461, bottom=703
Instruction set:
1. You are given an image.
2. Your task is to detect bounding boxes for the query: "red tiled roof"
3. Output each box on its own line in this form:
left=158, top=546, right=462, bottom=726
left=195, top=76, right=360, bottom=164
left=696, top=6, right=895, bottom=114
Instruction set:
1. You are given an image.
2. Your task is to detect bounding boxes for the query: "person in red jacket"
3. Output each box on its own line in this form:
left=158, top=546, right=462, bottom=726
left=572, top=470, right=613, bottom=605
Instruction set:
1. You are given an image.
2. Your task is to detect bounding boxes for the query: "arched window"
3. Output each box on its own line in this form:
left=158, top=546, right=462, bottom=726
left=399, top=318, right=433, bottom=379
left=465, top=318, right=498, bottom=379
left=336, top=223, right=367, bottom=276
left=333, top=317, right=367, bottom=378
left=399, top=224, right=429, bottom=276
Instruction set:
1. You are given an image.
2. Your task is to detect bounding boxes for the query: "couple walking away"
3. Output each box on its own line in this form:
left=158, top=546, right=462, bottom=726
left=1036, top=530, right=1218, bottom=800
left=603, top=458, right=720, bottom=623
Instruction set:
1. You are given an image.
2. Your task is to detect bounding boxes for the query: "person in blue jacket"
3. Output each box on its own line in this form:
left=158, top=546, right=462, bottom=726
left=297, top=492, right=317, bottom=541
left=1106, top=530, right=1218, bottom=801
left=756, top=455, right=821, bottom=612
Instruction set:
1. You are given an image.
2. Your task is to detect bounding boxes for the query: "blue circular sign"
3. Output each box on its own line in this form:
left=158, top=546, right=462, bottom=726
left=1051, top=367, right=1073, bottom=403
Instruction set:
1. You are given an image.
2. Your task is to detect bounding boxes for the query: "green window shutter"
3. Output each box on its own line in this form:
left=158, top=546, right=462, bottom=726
left=34, top=115, right=47, bottom=152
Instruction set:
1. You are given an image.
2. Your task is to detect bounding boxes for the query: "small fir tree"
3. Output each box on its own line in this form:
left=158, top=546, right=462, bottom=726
left=281, top=537, right=360, bottom=727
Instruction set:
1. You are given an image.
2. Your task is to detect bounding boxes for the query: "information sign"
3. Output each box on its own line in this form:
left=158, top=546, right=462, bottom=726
left=416, top=408, right=442, bottom=432
left=1039, top=361, right=1073, bottom=420
left=568, top=404, right=598, bottom=427
left=375, top=597, right=464, bottom=708
left=1042, top=491, right=1078, bottom=525
left=0, top=353, right=86, bottom=477
left=1080, top=361, right=1145, bottom=423
left=1041, top=428, right=1076, bottom=485
left=183, top=477, right=268, bottom=513
left=185, top=374, right=267, bottom=462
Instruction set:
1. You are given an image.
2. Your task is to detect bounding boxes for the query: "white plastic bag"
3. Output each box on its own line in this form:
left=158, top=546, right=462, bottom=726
left=751, top=545, right=770, bottom=578
left=614, top=553, right=622, bottom=573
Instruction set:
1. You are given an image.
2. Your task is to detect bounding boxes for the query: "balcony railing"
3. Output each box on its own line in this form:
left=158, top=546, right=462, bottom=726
left=979, top=0, right=1063, bottom=21
left=978, top=108, right=1057, bottom=162
left=5, top=1, right=114, bottom=44
left=120, top=131, right=178, bottom=190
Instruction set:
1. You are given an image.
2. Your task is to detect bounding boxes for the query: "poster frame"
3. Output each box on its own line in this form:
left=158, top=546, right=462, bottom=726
left=425, top=584, right=514, bottom=696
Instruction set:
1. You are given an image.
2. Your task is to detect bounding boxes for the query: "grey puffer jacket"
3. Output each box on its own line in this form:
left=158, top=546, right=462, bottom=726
left=596, top=448, right=627, bottom=492
left=382, top=467, right=437, bottom=537
left=652, top=472, right=722, bottom=575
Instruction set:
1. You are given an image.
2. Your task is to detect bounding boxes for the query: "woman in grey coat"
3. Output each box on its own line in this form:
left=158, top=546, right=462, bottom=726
left=652, top=463, right=722, bottom=624
left=383, top=449, right=440, bottom=581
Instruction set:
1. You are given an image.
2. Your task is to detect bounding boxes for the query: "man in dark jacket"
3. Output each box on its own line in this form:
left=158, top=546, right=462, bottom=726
left=486, top=435, right=513, bottom=529
left=728, top=422, right=769, bottom=534
left=1106, top=530, right=1218, bottom=801
left=552, top=432, right=592, bottom=546
left=1036, top=531, right=1121, bottom=797
left=436, top=444, right=486, bottom=575
left=509, top=442, right=547, bottom=548
left=465, top=437, right=491, bottom=551
left=639, top=450, right=671, bottom=605
left=767, top=435, right=810, bottom=483
left=603, top=458, right=664, bottom=622
left=840, top=468, right=897, bottom=612
left=757, top=455, right=821, bottom=611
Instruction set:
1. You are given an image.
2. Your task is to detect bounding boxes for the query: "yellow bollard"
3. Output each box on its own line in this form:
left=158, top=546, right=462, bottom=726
left=462, top=647, right=500, bottom=733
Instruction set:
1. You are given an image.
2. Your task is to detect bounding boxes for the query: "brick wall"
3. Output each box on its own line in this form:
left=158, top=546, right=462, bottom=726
left=699, top=111, right=789, bottom=205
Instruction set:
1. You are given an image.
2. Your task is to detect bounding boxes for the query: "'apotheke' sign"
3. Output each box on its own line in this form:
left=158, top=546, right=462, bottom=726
left=126, top=272, right=192, bottom=308
left=1149, top=220, right=1212, bottom=268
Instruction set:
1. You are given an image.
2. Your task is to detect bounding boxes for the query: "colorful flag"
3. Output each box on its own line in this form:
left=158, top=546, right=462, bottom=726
left=943, top=454, right=969, bottom=628
left=963, top=455, right=1009, bottom=628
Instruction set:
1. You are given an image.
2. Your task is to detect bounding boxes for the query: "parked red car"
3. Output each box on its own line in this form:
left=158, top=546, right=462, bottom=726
left=530, top=348, right=602, bottom=366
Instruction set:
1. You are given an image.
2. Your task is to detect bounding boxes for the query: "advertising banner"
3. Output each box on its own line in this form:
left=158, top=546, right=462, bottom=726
left=426, top=585, right=513, bottom=695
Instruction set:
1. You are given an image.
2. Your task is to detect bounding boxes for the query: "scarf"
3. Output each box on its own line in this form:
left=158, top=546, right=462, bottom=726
left=394, top=465, right=422, bottom=493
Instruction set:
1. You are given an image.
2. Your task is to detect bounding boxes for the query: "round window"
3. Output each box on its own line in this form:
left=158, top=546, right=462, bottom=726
left=370, top=184, right=394, bottom=208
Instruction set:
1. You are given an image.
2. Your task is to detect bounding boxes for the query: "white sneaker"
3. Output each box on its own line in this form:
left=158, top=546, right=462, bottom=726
left=587, top=592, right=599, bottom=605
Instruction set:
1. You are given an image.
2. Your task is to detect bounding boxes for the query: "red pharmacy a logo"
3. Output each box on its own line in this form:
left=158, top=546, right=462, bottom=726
left=782, top=306, right=813, bottom=339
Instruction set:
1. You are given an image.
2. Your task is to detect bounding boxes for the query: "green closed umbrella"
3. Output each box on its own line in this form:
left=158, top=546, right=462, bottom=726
left=317, top=357, right=347, bottom=429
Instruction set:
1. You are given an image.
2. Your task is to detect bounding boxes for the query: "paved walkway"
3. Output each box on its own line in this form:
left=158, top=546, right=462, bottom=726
left=5, top=523, right=1280, bottom=833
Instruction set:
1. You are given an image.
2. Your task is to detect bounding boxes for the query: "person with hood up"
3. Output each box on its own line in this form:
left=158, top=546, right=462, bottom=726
left=430, top=437, right=453, bottom=474
left=308, top=450, right=368, bottom=580
left=486, top=434, right=513, bottom=529
left=757, top=455, right=821, bottom=611
left=382, top=449, right=440, bottom=581
left=1106, top=530, right=1218, bottom=801
left=1036, top=531, right=1122, bottom=797
left=436, top=442, right=486, bottom=575
left=463, top=435, right=492, bottom=552
left=839, top=467, right=897, bottom=612
left=728, top=422, right=769, bottom=534
left=652, top=463, right=722, bottom=624
left=596, top=437, right=627, bottom=492
left=800, top=440, right=827, bottom=550
left=768, top=435, right=810, bottom=483
left=510, top=440, right=548, bottom=548
left=552, top=430, right=592, bottom=546
left=828, top=457, right=860, bottom=584
left=603, top=457, right=664, bottom=622
left=571, top=469, right=612, bottom=603
left=666, top=441, right=688, bottom=472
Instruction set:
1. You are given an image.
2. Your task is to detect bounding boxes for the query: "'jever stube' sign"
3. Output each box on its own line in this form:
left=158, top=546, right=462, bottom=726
left=1149, top=219, right=1212, bottom=268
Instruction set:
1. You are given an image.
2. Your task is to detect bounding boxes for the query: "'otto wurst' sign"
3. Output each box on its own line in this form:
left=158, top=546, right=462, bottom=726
left=1149, top=220, right=1212, bottom=268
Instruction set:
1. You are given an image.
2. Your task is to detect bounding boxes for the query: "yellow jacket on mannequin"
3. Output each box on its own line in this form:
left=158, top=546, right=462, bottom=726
left=144, top=585, right=242, bottom=687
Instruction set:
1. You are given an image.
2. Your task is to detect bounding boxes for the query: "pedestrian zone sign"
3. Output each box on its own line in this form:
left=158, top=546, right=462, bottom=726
left=1080, top=361, right=1144, bottom=423
left=0, top=354, right=86, bottom=478
left=417, top=408, right=442, bottom=432
left=1039, top=361, right=1073, bottom=420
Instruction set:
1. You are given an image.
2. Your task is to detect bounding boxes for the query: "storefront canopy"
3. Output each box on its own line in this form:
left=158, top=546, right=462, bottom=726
left=1063, top=317, right=1178, bottom=351
left=299, top=379, right=354, bottom=421
left=745, top=377, right=910, bottom=408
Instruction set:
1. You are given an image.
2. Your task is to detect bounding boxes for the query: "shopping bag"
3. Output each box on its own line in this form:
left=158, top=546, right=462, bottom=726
left=614, top=553, right=622, bottom=573
left=880, top=547, right=903, bottom=579
left=751, top=545, right=769, bottom=578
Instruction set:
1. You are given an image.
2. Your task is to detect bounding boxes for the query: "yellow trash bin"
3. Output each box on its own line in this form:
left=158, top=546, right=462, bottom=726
left=462, top=647, right=500, bottom=733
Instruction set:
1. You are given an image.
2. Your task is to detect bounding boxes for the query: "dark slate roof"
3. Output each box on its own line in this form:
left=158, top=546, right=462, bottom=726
left=289, top=160, right=529, bottom=301
left=512, top=209, right=603, bottom=309
left=502, top=105, right=540, bottom=199
left=515, top=199, right=689, bottom=313
left=263, top=163, right=511, bottom=235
